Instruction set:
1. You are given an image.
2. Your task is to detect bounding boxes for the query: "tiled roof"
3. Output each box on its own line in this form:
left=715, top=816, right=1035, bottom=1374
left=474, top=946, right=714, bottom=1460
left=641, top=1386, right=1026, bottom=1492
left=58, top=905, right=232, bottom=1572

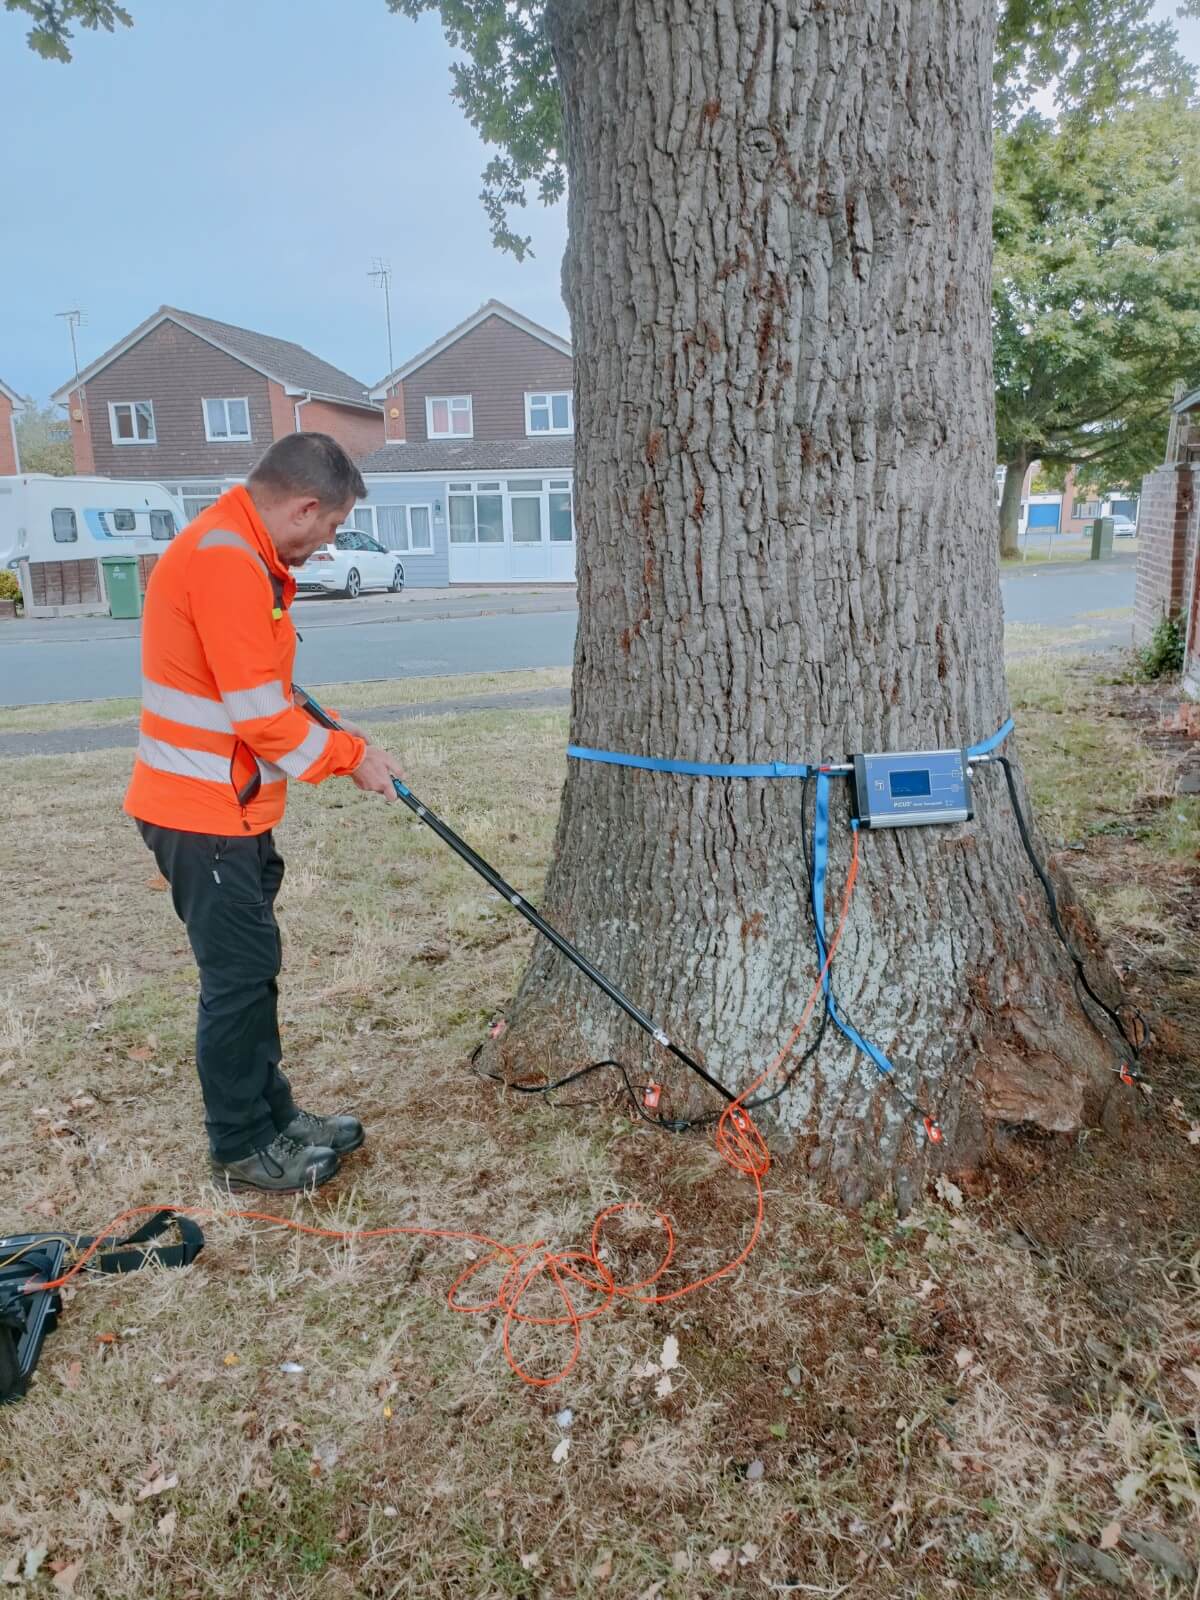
left=359, top=437, right=575, bottom=474
left=52, top=306, right=377, bottom=410
left=167, top=308, right=374, bottom=407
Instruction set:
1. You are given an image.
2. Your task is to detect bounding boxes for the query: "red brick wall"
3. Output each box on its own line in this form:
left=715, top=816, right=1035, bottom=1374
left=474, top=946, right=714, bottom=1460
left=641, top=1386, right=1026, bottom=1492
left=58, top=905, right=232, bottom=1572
left=298, top=397, right=384, bottom=460
left=1134, top=464, right=1199, bottom=644
left=267, top=380, right=296, bottom=442
left=66, top=392, right=96, bottom=473
left=404, top=315, right=572, bottom=443
left=0, top=394, right=17, bottom=474
left=383, top=382, right=406, bottom=442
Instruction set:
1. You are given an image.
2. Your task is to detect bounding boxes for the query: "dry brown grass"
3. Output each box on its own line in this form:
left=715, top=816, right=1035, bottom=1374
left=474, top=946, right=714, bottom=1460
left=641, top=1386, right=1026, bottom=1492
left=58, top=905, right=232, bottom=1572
left=1, top=666, right=1198, bottom=1597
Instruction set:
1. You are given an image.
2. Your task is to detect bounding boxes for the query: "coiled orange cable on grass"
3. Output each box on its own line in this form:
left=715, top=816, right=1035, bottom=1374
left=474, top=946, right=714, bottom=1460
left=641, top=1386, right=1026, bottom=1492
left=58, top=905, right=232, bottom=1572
left=32, top=833, right=860, bottom=1388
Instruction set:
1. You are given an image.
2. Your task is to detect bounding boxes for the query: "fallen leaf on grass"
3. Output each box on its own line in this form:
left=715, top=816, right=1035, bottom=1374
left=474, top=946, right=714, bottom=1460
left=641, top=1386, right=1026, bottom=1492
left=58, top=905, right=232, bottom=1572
left=51, top=1559, right=83, bottom=1593
left=1098, top=1521, right=1121, bottom=1550
left=61, top=1361, right=82, bottom=1391
left=768, top=1422, right=787, bottom=1440
left=954, top=1348, right=975, bottom=1370
left=222, top=1352, right=239, bottom=1367
left=519, top=1552, right=540, bottom=1572
left=157, top=1511, right=176, bottom=1541
left=127, top=1046, right=155, bottom=1062
left=936, top=1176, right=964, bottom=1209
left=551, top=1439, right=570, bottom=1465
left=23, top=1548, right=47, bottom=1581
left=620, top=1438, right=637, bottom=1458
left=739, top=1542, right=761, bottom=1565
left=136, top=1473, right=178, bottom=1501
left=659, top=1335, right=679, bottom=1371
left=590, top=1550, right=614, bottom=1580
left=109, top=1505, right=134, bottom=1528
left=746, top=1459, right=765, bottom=1482
left=708, top=1547, right=732, bottom=1572
left=654, top=1373, right=673, bottom=1399
left=146, top=874, right=168, bottom=890
left=0, top=1555, right=19, bottom=1584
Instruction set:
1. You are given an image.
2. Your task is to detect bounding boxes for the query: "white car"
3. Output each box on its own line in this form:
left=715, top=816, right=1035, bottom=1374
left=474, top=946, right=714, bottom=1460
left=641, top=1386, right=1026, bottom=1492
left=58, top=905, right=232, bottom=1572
left=1111, top=516, right=1137, bottom=539
left=294, top=529, right=405, bottom=598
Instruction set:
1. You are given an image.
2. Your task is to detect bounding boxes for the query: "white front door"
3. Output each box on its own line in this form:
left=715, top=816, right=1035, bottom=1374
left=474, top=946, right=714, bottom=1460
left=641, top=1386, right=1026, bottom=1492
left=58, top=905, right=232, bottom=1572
left=508, top=490, right=550, bottom=581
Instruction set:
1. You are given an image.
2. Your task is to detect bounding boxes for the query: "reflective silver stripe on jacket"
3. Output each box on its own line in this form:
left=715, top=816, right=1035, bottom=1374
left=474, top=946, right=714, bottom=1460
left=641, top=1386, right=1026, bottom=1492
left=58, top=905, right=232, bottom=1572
left=274, top=723, right=330, bottom=778
left=223, top=680, right=291, bottom=722
left=136, top=735, right=232, bottom=784
left=142, top=676, right=234, bottom=733
left=196, top=527, right=271, bottom=582
left=257, top=758, right=289, bottom=785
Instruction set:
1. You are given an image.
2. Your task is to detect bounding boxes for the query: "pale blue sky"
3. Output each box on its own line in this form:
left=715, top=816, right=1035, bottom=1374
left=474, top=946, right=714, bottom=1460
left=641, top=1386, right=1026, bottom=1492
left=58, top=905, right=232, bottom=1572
left=3, top=1, right=1197, bottom=406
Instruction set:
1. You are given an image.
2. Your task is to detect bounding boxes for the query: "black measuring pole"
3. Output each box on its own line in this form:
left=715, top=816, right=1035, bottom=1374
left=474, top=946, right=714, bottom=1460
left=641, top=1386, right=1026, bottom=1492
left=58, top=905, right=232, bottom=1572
left=293, top=684, right=736, bottom=1105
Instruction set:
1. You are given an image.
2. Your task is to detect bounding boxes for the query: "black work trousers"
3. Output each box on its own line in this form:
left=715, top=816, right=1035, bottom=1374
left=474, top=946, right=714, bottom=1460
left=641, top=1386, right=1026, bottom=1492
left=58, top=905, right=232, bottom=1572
left=137, top=822, right=297, bottom=1162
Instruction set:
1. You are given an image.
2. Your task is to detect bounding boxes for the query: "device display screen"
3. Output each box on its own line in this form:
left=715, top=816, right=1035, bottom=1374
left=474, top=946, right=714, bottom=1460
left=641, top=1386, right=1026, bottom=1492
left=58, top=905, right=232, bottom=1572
left=889, top=768, right=932, bottom=799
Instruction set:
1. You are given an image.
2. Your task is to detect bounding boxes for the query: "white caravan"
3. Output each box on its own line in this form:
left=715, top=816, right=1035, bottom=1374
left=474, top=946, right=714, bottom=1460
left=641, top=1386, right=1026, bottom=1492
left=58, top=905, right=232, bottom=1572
left=0, top=474, right=184, bottom=571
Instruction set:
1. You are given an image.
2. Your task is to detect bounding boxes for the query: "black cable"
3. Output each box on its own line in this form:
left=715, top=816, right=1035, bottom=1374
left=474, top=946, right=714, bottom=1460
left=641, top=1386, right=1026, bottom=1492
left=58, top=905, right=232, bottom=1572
left=992, top=755, right=1144, bottom=1072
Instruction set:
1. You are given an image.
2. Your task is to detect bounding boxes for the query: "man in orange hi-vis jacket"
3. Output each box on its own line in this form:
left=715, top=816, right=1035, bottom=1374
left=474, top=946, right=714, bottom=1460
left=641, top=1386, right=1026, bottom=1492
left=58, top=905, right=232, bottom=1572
left=127, top=433, right=406, bottom=1194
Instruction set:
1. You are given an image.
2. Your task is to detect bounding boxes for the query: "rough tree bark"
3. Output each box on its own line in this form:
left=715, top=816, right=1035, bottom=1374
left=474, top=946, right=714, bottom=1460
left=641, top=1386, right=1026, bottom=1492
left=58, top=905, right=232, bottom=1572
left=497, top=0, right=1132, bottom=1203
left=998, top=453, right=1028, bottom=560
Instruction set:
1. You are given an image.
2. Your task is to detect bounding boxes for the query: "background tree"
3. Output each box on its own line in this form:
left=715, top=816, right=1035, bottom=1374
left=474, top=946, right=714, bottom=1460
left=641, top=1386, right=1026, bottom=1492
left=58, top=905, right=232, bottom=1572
left=392, top=0, right=1142, bottom=1201
left=994, top=96, right=1200, bottom=557
left=7, top=0, right=131, bottom=61
left=14, top=400, right=72, bottom=474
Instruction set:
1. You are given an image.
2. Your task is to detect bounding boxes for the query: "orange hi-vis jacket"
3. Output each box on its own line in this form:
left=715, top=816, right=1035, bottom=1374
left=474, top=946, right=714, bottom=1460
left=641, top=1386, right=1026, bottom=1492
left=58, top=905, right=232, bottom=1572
left=124, top=486, right=366, bottom=836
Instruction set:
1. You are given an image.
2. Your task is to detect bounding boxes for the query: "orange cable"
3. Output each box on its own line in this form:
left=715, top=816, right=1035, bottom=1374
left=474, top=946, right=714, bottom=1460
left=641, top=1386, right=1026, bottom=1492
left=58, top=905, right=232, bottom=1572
left=30, top=831, right=861, bottom=1389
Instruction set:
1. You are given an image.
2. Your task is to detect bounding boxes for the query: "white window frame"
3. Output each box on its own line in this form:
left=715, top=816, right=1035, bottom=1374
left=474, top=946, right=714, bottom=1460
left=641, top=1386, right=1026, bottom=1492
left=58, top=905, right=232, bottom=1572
left=109, top=400, right=156, bottom=446
left=524, top=391, right=573, bottom=436
left=203, top=397, right=252, bottom=443
left=426, top=395, right=473, bottom=440
left=376, top=503, right=435, bottom=555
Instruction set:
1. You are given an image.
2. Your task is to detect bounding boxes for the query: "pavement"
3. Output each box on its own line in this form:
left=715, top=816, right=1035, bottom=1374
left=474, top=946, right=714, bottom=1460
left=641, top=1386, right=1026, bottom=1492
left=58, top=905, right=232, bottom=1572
left=0, top=555, right=1136, bottom=711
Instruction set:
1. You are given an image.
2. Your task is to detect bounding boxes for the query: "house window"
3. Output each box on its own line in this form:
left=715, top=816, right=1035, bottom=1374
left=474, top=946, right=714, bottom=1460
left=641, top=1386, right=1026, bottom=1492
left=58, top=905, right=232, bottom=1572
left=168, top=484, right=223, bottom=522
left=549, top=480, right=574, bottom=543
left=1072, top=499, right=1101, bottom=520
left=109, top=401, right=155, bottom=445
left=337, top=507, right=376, bottom=539
left=203, top=397, right=251, bottom=443
left=525, top=392, right=573, bottom=435
left=377, top=504, right=434, bottom=553
left=427, top=396, right=473, bottom=439
left=448, top=482, right=503, bottom=543
left=51, top=508, right=77, bottom=543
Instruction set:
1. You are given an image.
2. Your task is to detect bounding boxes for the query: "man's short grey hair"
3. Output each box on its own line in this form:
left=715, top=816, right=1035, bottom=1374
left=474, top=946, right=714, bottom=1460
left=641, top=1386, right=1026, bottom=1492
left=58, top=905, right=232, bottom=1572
left=247, top=433, right=367, bottom=507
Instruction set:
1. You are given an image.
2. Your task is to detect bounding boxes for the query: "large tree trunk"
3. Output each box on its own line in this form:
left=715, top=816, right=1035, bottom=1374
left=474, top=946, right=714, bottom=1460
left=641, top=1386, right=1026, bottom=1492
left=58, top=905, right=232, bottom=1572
left=498, top=0, right=1131, bottom=1202
left=998, top=452, right=1028, bottom=560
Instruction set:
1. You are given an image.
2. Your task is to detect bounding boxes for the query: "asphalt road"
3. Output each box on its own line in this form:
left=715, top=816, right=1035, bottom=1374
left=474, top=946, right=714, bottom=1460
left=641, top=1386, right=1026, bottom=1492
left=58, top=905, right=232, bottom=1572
left=0, top=557, right=1135, bottom=708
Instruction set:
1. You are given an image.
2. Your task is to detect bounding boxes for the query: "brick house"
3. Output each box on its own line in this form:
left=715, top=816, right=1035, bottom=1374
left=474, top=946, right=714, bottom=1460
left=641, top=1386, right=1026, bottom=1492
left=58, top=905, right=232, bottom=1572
left=1057, top=466, right=1138, bottom=538
left=0, top=376, right=21, bottom=474
left=51, top=307, right=383, bottom=521
left=357, top=300, right=575, bottom=585
left=1134, top=388, right=1199, bottom=652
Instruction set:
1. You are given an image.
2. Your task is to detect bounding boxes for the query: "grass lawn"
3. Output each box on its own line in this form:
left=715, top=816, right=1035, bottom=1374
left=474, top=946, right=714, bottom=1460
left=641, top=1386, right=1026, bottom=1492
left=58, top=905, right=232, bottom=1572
left=0, top=661, right=1198, bottom=1598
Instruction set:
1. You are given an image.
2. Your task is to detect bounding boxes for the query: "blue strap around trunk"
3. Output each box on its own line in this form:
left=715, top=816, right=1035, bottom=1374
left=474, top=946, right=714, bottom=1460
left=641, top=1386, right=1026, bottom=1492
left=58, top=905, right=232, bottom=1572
left=568, top=716, right=1014, bottom=778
